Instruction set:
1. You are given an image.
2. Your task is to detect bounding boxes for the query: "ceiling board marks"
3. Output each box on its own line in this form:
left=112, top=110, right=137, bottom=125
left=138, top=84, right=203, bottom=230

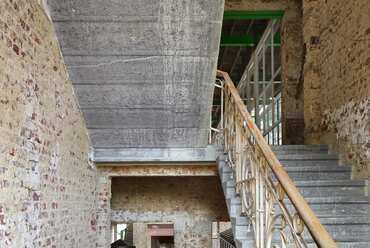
left=47, top=0, right=225, bottom=149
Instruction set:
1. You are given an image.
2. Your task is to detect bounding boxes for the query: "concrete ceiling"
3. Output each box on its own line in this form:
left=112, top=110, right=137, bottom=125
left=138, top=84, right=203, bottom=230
left=47, top=0, right=224, bottom=148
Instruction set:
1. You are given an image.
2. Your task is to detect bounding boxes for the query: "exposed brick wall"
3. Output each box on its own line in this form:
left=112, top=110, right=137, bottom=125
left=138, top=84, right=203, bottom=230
left=303, top=0, right=370, bottom=177
left=225, top=0, right=305, bottom=144
left=96, top=176, right=112, bottom=247
left=0, top=0, right=98, bottom=247
left=111, top=177, right=229, bottom=248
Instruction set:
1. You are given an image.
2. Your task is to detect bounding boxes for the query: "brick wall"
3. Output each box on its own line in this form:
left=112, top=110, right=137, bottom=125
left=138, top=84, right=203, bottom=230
left=303, top=0, right=370, bottom=177
left=111, top=177, right=229, bottom=248
left=0, top=0, right=98, bottom=247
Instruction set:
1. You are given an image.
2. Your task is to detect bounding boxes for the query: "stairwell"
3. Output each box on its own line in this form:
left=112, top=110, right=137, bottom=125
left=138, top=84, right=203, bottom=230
left=218, top=145, right=370, bottom=248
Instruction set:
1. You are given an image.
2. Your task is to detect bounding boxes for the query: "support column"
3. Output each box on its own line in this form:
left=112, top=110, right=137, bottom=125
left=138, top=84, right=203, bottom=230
left=96, top=176, right=112, bottom=247
left=280, top=2, right=305, bottom=144
left=302, top=0, right=323, bottom=143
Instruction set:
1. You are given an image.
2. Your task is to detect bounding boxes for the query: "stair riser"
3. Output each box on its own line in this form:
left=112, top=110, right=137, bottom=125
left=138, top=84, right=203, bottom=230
left=267, top=225, right=370, bottom=245
left=280, top=160, right=342, bottom=167
left=277, top=154, right=338, bottom=160
left=231, top=216, right=249, bottom=226
left=336, top=243, right=370, bottom=248
left=304, top=225, right=370, bottom=242
left=221, top=165, right=233, bottom=173
left=298, top=187, right=364, bottom=197
left=221, top=172, right=232, bottom=183
left=227, top=197, right=241, bottom=206
left=236, top=240, right=256, bottom=248
left=225, top=170, right=351, bottom=182
left=274, top=171, right=350, bottom=181
left=225, top=187, right=236, bottom=198
left=281, top=204, right=370, bottom=217
left=233, top=226, right=253, bottom=239
left=217, top=146, right=370, bottom=247
left=274, top=150, right=329, bottom=155
left=309, top=243, right=370, bottom=248
left=272, top=145, right=328, bottom=151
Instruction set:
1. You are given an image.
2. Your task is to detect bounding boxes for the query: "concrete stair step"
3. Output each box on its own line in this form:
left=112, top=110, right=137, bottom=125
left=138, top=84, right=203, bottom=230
left=235, top=239, right=256, bottom=248
left=231, top=216, right=249, bottom=226
left=275, top=166, right=351, bottom=180
left=271, top=145, right=328, bottom=152
left=228, top=201, right=242, bottom=217
left=306, top=242, right=370, bottom=248
left=280, top=160, right=346, bottom=167
left=283, top=196, right=370, bottom=217
left=277, top=153, right=338, bottom=160
left=233, top=225, right=253, bottom=240
left=217, top=144, right=370, bottom=247
left=335, top=242, right=370, bottom=248
left=221, top=171, right=233, bottom=183
left=295, top=180, right=365, bottom=197
left=266, top=216, right=370, bottom=244
left=273, top=150, right=329, bottom=155
left=283, top=165, right=350, bottom=172
left=312, top=217, right=370, bottom=242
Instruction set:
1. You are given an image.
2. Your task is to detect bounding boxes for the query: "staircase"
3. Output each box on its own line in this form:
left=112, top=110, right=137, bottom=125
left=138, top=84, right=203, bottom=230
left=218, top=145, right=370, bottom=248
left=218, top=155, right=255, bottom=248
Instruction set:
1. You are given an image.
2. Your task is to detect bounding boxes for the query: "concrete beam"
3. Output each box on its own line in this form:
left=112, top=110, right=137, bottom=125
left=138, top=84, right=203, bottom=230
left=97, top=164, right=217, bottom=177
left=94, top=145, right=219, bottom=163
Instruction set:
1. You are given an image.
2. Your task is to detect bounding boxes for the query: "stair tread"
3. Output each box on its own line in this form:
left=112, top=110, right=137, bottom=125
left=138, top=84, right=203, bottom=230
left=293, top=180, right=365, bottom=186
left=272, top=145, right=328, bottom=150
left=295, top=195, right=370, bottom=203
left=282, top=165, right=350, bottom=171
left=277, top=154, right=338, bottom=160
left=319, top=216, right=370, bottom=224
left=217, top=145, right=369, bottom=247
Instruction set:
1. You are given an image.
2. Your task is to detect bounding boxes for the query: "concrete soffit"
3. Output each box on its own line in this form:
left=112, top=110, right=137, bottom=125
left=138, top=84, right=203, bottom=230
left=93, top=145, right=221, bottom=165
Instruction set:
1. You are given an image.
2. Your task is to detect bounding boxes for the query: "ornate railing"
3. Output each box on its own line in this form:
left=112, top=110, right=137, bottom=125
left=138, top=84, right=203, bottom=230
left=220, top=236, right=236, bottom=248
left=214, top=70, right=337, bottom=248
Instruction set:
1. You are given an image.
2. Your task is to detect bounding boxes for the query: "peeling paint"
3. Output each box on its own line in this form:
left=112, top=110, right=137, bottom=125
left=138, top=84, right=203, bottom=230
left=321, top=99, right=370, bottom=177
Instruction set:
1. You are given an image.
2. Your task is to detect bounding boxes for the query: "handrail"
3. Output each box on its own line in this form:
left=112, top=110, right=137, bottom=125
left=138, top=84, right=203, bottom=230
left=216, top=70, right=337, bottom=248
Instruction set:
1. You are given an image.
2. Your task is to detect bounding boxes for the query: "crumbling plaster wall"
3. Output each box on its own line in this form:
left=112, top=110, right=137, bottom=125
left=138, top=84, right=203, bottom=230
left=111, top=177, right=229, bottom=248
left=303, top=0, right=370, bottom=178
left=225, top=0, right=304, bottom=144
left=0, top=0, right=98, bottom=247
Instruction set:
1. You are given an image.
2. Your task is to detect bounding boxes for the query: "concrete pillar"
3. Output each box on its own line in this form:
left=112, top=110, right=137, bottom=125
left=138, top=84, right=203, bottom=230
left=280, top=2, right=305, bottom=144
left=302, top=0, right=323, bottom=144
left=96, top=176, right=112, bottom=247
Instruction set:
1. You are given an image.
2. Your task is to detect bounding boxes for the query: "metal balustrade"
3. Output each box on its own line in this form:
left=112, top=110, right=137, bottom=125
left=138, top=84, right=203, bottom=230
left=211, top=70, right=337, bottom=248
left=238, top=20, right=282, bottom=145
left=220, top=236, right=236, bottom=248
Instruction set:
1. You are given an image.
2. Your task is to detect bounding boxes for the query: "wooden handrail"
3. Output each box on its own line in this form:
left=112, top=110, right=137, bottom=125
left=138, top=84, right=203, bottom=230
left=217, top=70, right=337, bottom=248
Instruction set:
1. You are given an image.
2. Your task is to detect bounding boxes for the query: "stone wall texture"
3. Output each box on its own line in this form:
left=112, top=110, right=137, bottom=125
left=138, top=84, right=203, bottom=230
left=0, top=0, right=98, bottom=247
left=111, top=177, right=229, bottom=248
left=303, top=0, right=370, bottom=177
